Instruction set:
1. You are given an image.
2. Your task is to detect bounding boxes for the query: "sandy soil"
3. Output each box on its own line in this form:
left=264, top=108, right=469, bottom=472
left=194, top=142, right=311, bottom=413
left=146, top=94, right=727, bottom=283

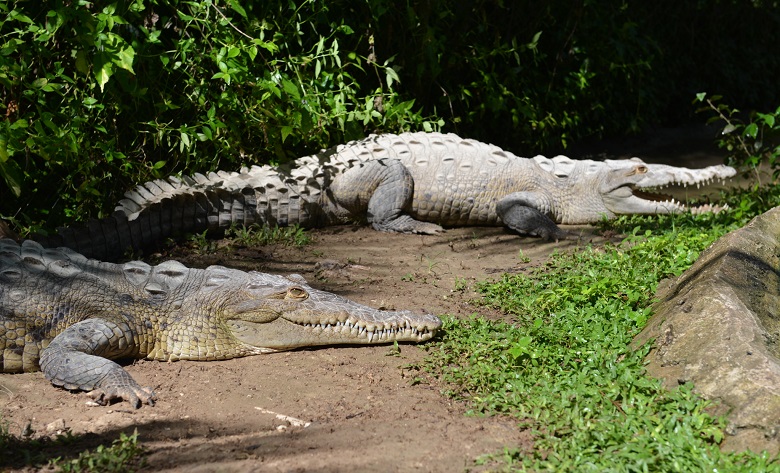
left=1, top=125, right=732, bottom=472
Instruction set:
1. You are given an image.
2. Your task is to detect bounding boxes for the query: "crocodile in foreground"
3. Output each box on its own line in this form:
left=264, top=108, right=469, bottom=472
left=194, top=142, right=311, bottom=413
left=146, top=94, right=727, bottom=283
left=0, top=239, right=441, bottom=407
left=37, top=132, right=736, bottom=261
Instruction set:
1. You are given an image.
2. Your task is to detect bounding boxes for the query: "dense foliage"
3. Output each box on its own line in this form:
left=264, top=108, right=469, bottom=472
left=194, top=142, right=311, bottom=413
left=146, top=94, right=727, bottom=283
left=696, top=93, right=780, bottom=183
left=370, top=0, right=780, bottom=150
left=1, top=0, right=779, bottom=231
left=0, top=0, right=445, bottom=231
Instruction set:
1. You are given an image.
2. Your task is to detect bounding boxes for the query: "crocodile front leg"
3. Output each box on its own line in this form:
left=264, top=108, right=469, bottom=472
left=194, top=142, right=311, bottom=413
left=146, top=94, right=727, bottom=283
left=39, top=319, right=155, bottom=408
left=331, top=158, right=444, bottom=234
left=496, top=192, right=573, bottom=241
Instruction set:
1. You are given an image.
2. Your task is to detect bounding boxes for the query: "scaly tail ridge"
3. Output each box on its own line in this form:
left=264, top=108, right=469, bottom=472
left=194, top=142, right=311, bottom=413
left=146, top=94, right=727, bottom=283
left=33, top=185, right=261, bottom=261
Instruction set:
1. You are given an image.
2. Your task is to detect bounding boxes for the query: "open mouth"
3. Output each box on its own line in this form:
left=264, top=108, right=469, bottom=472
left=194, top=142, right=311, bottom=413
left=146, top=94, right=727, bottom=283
left=634, top=189, right=674, bottom=203
left=632, top=188, right=728, bottom=215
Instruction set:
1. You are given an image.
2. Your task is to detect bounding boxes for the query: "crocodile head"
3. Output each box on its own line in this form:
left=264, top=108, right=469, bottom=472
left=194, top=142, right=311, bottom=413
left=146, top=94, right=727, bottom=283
left=211, top=269, right=441, bottom=352
left=531, top=155, right=735, bottom=224
left=597, top=158, right=736, bottom=219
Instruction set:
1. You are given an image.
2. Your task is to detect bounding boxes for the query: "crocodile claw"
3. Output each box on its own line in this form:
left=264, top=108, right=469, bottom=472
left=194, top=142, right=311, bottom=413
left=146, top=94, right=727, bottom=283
left=86, top=385, right=157, bottom=409
left=372, top=216, right=444, bottom=235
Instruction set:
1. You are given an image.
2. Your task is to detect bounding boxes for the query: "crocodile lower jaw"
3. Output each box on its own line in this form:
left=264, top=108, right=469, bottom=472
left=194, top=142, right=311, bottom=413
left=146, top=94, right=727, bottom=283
left=633, top=190, right=730, bottom=215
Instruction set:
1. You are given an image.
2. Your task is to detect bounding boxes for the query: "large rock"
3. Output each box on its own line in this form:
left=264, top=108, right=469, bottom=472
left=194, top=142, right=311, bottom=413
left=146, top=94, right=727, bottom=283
left=633, top=206, right=780, bottom=453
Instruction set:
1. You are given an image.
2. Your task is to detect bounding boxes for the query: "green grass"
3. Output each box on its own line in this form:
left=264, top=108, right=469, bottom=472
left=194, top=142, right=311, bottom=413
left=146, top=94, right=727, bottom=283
left=0, top=422, right=142, bottom=472
left=418, top=186, right=780, bottom=471
left=182, top=223, right=312, bottom=254
left=55, top=430, right=143, bottom=473
left=224, top=223, right=311, bottom=247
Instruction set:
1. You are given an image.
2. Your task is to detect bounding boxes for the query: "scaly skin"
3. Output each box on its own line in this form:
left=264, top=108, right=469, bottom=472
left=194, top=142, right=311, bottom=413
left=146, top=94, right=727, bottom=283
left=0, top=239, right=440, bottom=407
left=33, top=132, right=736, bottom=260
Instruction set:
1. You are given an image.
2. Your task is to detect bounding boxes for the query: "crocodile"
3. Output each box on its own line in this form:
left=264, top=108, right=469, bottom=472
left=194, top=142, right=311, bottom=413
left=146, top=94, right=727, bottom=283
left=35, top=132, right=736, bottom=261
left=0, top=238, right=441, bottom=407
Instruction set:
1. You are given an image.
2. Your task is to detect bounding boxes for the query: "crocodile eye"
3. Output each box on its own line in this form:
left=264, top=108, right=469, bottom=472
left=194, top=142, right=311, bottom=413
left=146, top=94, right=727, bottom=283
left=286, top=287, right=308, bottom=300
left=636, top=165, right=648, bottom=174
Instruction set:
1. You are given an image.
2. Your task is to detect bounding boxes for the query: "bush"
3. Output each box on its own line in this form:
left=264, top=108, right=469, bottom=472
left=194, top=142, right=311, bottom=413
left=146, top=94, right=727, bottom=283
left=695, top=93, right=780, bottom=184
left=367, top=1, right=780, bottom=151
left=0, top=0, right=439, bottom=232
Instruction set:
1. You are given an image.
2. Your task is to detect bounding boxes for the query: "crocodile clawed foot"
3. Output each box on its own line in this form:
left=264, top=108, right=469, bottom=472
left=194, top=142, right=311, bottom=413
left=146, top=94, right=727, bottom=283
left=562, top=230, right=588, bottom=242
left=536, top=227, right=575, bottom=242
left=86, top=385, right=157, bottom=409
left=414, top=223, right=445, bottom=235
left=372, top=216, right=444, bottom=235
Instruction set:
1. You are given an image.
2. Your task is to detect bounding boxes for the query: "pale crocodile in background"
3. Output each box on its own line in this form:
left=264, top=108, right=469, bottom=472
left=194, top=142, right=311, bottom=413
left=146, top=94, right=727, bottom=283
left=34, top=132, right=736, bottom=261
left=0, top=239, right=441, bottom=408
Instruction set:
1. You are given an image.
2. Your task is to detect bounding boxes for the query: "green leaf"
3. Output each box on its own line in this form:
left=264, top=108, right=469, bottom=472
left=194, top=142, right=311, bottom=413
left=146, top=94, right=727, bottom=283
left=757, top=112, right=776, bottom=128
left=105, top=32, right=135, bottom=73
left=528, top=30, right=542, bottom=50
left=228, top=0, right=247, bottom=19
left=253, top=38, right=279, bottom=53
left=0, top=135, right=7, bottom=163
left=9, top=11, right=33, bottom=24
left=114, top=44, right=135, bottom=73
left=385, top=66, right=400, bottom=88
left=75, top=50, right=89, bottom=75
left=744, top=122, right=759, bottom=139
left=93, top=52, right=114, bottom=92
left=0, top=158, right=23, bottom=197
left=282, top=79, right=300, bottom=100
left=281, top=125, right=294, bottom=143
left=31, top=78, right=48, bottom=89
left=269, top=84, right=281, bottom=99
left=212, top=71, right=231, bottom=85
left=508, top=336, right=533, bottom=359
left=42, top=116, right=59, bottom=132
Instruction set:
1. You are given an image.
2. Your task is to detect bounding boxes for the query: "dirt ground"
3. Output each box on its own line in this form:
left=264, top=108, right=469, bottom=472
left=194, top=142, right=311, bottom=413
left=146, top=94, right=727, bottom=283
left=1, top=225, right=613, bottom=472
left=0, top=125, right=733, bottom=472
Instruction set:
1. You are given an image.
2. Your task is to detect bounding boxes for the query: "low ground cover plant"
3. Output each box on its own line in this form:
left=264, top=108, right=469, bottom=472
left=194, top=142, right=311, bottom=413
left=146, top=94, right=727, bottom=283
left=418, top=187, right=780, bottom=471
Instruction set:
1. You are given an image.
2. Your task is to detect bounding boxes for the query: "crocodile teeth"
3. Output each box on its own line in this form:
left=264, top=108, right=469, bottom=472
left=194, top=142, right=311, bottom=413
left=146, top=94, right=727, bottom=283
left=689, top=203, right=729, bottom=215
left=299, top=318, right=434, bottom=341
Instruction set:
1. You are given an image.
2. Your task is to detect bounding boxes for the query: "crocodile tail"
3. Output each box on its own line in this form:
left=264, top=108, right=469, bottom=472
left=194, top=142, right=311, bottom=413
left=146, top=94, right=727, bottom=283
left=33, top=182, right=261, bottom=261
left=115, top=171, right=257, bottom=214
left=119, top=165, right=328, bottom=229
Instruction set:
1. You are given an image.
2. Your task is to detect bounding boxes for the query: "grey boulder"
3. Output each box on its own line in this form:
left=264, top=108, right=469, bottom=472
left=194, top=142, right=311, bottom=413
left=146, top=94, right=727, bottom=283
left=634, top=206, right=780, bottom=453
